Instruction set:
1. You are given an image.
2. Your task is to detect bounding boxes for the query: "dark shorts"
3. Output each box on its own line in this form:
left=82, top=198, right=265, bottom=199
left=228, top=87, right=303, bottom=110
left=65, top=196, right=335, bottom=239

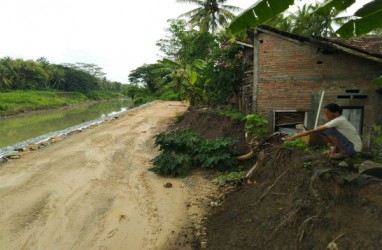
left=321, top=128, right=357, bottom=156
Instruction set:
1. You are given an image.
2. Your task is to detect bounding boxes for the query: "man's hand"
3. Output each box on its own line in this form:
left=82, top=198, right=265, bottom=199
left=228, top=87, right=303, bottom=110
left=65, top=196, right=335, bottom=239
left=282, top=136, right=292, bottom=141
left=282, top=135, right=296, bottom=141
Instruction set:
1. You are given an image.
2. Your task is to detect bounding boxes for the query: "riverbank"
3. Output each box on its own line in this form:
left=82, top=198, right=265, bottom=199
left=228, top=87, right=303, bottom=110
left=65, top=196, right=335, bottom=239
left=0, top=101, right=218, bottom=249
left=0, top=90, right=125, bottom=117
left=0, top=98, right=134, bottom=157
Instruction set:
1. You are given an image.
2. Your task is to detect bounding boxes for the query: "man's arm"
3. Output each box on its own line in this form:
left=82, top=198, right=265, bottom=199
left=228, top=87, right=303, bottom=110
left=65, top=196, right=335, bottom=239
left=282, top=124, right=329, bottom=141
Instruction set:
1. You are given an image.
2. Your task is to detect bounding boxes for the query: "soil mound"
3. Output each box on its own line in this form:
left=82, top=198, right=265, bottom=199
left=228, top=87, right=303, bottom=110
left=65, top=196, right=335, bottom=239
left=172, top=107, right=250, bottom=155
left=173, top=107, right=382, bottom=250
left=204, top=147, right=382, bottom=249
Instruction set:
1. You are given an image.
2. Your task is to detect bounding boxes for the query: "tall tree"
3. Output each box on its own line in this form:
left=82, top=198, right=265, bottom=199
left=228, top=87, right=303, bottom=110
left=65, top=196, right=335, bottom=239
left=156, top=19, right=218, bottom=64
left=177, top=0, right=241, bottom=34
left=276, top=3, right=349, bottom=37
left=128, top=63, right=166, bottom=93
left=0, top=58, right=14, bottom=90
left=228, top=0, right=381, bottom=38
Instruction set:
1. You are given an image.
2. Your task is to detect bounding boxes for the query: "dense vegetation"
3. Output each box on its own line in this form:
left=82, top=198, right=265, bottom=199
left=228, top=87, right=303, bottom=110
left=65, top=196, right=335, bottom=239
left=0, top=57, right=136, bottom=115
left=0, top=90, right=126, bottom=117
left=140, top=0, right=382, bottom=172
left=1, top=0, right=381, bottom=119
left=149, top=128, right=239, bottom=176
left=125, top=0, right=382, bottom=108
left=0, top=57, right=123, bottom=93
left=4, top=1, right=381, bottom=112
left=127, top=19, right=245, bottom=107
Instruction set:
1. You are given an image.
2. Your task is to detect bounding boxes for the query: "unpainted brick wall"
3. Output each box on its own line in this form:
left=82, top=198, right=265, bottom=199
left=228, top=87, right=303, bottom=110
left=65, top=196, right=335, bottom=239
left=249, top=32, right=382, bottom=141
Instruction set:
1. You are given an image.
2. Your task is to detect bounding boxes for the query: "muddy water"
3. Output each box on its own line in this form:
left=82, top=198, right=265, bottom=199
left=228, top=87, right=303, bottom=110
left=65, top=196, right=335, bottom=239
left=0, top=99, right=133, bottom=150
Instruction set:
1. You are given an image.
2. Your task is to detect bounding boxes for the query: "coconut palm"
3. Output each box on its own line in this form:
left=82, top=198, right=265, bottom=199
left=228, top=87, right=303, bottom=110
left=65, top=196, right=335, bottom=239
left=0, top=57, right=16, bottom=90
left=290, top=3, right=349, bottom=37
left=177, top=0, right=241, bottom=34
left=0, top=65, right=12, bottom=90
left=228, top=0, right=381, bottom=38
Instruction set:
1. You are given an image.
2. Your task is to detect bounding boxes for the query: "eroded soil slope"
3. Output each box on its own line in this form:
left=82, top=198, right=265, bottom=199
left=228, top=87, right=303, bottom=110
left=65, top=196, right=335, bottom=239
left=174, top=107, right=382, bottom=250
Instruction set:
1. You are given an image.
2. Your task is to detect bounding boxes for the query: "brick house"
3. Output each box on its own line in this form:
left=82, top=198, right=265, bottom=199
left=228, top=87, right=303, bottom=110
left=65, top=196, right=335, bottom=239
left=238, top=25, right=382, bottom=147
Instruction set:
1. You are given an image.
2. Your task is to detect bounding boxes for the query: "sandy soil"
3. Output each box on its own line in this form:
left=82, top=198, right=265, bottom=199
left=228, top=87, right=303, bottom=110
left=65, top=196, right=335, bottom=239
left=0, top=101, right=214, bottom=250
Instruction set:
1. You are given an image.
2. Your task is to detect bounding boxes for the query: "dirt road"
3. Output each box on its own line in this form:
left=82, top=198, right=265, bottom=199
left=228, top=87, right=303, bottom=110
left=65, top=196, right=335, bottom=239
left=0, top=101, right=204, bottom=250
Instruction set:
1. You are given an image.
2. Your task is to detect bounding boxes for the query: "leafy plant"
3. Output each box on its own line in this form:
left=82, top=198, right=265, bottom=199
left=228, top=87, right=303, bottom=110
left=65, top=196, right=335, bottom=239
left=150, top=129, right=239, bottom=176
left=213, top=105, right=246, bottom=121
left=150, top=152, right=192, bottom=176
left=195, top=137, right=239, bottom=170
left=212, top=171, right=247, bottom=185
left=372, top=125, right=382, bottom=158
left=132, top=96, right=155, bottom=106
left=303, top=161, right=312, bottom=171
left=283, top=137, right=309, bottom=149
left=243, top=114, right=269, bottom=138
left=284, top=137, right=327, bottom=153
left=154, top=128, right=203, bottom=153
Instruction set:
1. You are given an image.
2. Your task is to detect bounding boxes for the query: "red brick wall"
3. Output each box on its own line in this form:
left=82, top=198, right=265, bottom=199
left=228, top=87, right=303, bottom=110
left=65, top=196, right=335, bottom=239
left=255, top=32, right=382, bottom=138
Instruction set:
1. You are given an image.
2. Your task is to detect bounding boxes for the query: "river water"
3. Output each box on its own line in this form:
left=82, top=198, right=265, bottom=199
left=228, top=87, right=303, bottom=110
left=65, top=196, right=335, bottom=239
left=0, top=99, right=133, bottom=157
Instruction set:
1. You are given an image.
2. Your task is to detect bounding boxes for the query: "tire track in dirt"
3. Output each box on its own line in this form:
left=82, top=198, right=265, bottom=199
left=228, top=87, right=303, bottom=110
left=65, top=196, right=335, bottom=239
left=0, top=101, right=193, bottom=250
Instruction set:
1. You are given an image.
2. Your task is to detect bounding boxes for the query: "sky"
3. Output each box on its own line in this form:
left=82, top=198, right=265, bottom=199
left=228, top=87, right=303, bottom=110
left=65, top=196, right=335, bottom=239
left=0, top=0, right=370, bottom=84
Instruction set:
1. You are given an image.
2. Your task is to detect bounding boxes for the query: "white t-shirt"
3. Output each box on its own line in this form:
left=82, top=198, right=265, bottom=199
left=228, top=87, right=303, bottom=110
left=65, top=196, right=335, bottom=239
left=325, top=115, right=363, bottom=152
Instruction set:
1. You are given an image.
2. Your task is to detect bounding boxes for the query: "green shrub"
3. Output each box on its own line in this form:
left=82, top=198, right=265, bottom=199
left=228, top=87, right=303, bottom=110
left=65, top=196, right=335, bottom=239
left=283, top=137, right=326, bottom=153
left=133, top=97, right=144, bottom=106
left=372, top=125, right=382, bottom=158
left=150, top=152, right=192, bottom=176
left=212, top=171, right=247, bottom=185
left=195, top=138, right=239, bottom=170
left=154, top=129, right=203, bottom=153
left=86, top=90, right=123, bottom=100
left=150, top=129, right=239, bottom=176
left=133, top=96, right=155, bottom=106
left=159, top=91, right=180, bottom=101
left=0, top=104, right=8, bottom=111
left=243, top=114, right=268, bottom=138
left=214, top=106, right=246, bottom=121
left=283, top=137, right=308, bottom=149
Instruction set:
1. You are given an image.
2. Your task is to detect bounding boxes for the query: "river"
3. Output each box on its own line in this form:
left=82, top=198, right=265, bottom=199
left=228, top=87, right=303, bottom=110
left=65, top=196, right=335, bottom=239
left=0, top=99, right=133, bottom=156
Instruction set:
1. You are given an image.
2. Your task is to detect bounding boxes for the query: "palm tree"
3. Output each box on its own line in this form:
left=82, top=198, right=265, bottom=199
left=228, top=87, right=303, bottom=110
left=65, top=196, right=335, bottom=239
left=265, top=3, right=349, bottom=37
left=228, top=0, right=381, bottom=38
left=0, top=65, right=12, bottom=90
left=289, top=3, right=349, bottom=37
left=0, top=57, right=17, bottom=90
left=177, top=0, right=241, bottom=34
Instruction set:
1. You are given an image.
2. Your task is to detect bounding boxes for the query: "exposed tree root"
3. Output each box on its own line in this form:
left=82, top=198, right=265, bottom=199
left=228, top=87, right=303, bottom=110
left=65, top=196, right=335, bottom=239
left=236, top=151, right=254, bottom=160
left=257, top=169, right=289, bottom=203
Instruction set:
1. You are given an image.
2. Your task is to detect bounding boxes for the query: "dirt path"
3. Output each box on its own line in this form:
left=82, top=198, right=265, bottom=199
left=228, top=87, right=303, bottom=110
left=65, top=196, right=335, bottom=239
left=0, top=101, right=206, bottom=250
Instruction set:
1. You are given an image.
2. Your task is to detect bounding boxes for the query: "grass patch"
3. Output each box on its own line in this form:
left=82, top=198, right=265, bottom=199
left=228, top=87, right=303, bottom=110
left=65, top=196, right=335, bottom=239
left=0, top=90, right=88, bottom=116
left=205, top=105, right=246, bottom=121
left=283, top=137, right=327, bottom=153
left=86, top=90, right=124, bottom=100
left=212, top=171, right=247, bottom=186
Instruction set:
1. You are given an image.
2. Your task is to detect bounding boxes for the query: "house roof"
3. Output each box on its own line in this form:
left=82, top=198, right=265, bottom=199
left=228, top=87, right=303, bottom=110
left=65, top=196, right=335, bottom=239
left=256, top=25, right=382, bottom=62
left=326, top=36, right=382, bottom=55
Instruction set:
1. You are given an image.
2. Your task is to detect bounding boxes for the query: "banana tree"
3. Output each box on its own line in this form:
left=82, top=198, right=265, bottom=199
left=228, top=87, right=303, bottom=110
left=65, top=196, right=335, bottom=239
left=155, top=58, right=207, bottom=106
left=153, top=59, right=186, bottom=101
left=184, top=59, right=208, bottom=105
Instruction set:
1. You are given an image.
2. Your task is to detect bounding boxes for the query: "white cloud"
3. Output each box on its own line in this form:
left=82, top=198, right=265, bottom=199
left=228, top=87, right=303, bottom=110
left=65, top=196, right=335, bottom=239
left=0, top=0, right=254, bottom=83
left=0, top=0, right=370, bottom=83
